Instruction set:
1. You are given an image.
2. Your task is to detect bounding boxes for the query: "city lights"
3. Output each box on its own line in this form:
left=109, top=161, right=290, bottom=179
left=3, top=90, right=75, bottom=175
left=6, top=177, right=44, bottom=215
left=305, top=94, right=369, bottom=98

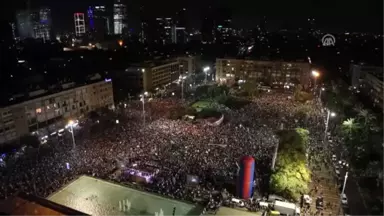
left=311, top=70, right=320, bottom=78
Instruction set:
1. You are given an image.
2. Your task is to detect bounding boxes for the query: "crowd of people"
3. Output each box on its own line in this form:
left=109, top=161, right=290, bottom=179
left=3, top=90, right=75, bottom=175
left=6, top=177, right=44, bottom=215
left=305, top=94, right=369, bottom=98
left=0, top=91, right=338, bottom=215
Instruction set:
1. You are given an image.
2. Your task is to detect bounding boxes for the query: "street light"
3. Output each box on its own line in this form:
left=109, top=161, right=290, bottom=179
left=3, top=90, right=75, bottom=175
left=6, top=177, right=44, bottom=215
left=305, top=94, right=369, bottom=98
left=140, top=91, right=149, bottom=126
left=311, top=70, right=320, bottom=87
left=180, top=75, right=187, bottom=101
left=319, top=87, right=325, bottom=99
left=341, top=171, right=349, bottom=197
left=324, top=110, right=336, bottom=142
left=337, top=171, right=349, bottom=216
left=66, top=120, right=76, bottom=149
left=203, top=66, right=210, bottom=84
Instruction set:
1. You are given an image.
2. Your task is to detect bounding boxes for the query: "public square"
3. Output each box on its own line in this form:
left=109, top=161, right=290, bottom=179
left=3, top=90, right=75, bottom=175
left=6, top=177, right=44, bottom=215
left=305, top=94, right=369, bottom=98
left=0, top=89, right=347, bottom=215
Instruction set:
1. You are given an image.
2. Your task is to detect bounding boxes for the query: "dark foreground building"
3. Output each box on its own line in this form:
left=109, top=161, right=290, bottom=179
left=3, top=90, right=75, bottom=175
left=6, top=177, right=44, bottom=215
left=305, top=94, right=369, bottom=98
left=0, top=192, right=88, bottom=215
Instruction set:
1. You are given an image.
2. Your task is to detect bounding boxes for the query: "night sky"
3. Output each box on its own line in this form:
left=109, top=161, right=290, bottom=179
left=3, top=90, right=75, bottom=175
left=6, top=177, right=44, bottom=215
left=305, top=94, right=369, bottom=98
left=1, top=0, right=383, bottom=33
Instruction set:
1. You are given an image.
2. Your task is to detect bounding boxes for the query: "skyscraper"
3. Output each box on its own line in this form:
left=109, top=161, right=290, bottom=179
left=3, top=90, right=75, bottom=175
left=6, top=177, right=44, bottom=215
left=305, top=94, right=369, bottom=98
left=35, top=7, right=52, bottom=41
left=113, top=0, right=127, bottom=35
left=173, top=8, right=188, bottom=44
left=88, top=5, right=111, bottom=39
left=201, top=6, right=215, bottom=43
left=175, top=8, right=187, bottom=29
left=74, top=13, right=86, bottom=36
left=16, top=10, right=38, bottom=39
left=215, top=8, right=232, bottom=44
left=16, top=7, right=52, bottom=41
left=155, top=17, right=173, bottom=44
left=140, top=20, right=148, bottom=43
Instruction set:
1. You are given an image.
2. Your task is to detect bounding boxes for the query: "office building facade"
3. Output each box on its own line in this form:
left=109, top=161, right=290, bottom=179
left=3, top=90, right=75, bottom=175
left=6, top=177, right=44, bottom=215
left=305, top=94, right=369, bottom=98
left=0, top=80, right=114, bottom=146
left=155, top=17, right=173, bottom=44
left=216, top=58, right=311, bottom=86
left=142, top=60, right=180, bottom=91
left=16, top=7, right=52, bottom=41
left=74, top=13, right=86, bottom=36
left=113, top=0, right=127, bottom=35
left=88, top=5, right=111, bottom=38
left=178, top=56, right=198, bottom=75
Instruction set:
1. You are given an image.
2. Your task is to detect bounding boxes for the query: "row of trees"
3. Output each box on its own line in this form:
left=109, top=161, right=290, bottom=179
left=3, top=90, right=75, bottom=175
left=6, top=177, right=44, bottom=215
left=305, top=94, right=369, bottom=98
left=194, top=84, right=249, bottom=109
left=324, top=81, right=383, bottom=214
left=269, top=128, right=311, bottom=201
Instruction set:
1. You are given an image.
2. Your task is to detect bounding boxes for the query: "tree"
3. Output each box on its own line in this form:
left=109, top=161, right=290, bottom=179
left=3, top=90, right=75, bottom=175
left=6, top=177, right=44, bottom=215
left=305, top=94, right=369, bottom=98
left=270, top=128, right=311, bottom=201
left=356, top=109, right=376, bottom=126
left=270, top=153, right=310, bottom=201
left=341, top=118, right=360, bottom=138
left=243, top=80, right=260, bottom=97
left=195, top=85, right=210, bottom=98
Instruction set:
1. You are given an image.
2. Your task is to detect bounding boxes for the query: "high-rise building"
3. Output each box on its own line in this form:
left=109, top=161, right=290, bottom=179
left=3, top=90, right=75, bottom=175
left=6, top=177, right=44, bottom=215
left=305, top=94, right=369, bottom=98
left=155, top=17, right=173, bottom=44
left=140, top=20, right=149, bottom=43
left=113, top=0, right=127, bottom=35
left=74, top=13, right=86, bottom=36
left=87, top=6, right=95, bottom=31
left=175, top=8, right=187, bottom=29
left=215, top=8, right=232, bottom=44
left=173, top=8, right=188, bottom=44
left=88, top=5, right=110, bottom=39
left=16, top=10, right=37, bottom=39
left=10, top=22, right=17, bottom=40
left=201, top=6, right=215, bottom=43
left=35, top=7, right=52, bottom=41
left=174, top=27, right=187, bottom=44
left=16, top=7, right=52, bottom=41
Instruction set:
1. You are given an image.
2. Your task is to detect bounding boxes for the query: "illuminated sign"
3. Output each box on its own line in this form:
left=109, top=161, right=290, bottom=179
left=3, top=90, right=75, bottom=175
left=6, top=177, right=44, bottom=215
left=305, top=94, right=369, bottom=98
left=105, top=78, right=112, bottom=82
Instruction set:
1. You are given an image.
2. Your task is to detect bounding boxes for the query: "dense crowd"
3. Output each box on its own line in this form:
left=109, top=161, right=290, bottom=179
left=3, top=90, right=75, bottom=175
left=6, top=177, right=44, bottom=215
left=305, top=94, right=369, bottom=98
left=0, top=92, right=335, bottom=214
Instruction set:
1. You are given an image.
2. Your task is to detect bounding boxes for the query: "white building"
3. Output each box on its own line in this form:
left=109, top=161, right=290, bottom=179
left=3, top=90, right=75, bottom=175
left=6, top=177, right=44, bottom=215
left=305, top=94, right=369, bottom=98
left=216, top=58, right=311, bottom=87
left=0, top=80, right=114, bottom=146
left=113, top=0, right=127, bottom=35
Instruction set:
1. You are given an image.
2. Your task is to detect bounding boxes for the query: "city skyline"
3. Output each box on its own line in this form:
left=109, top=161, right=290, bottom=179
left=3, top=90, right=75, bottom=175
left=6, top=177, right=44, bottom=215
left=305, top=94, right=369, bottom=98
left=1, top=0, right=382, bottom=33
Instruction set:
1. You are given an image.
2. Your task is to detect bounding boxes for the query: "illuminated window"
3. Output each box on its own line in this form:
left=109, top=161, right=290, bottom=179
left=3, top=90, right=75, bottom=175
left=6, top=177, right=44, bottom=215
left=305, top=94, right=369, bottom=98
left=36, top=108, right=42, bottom=114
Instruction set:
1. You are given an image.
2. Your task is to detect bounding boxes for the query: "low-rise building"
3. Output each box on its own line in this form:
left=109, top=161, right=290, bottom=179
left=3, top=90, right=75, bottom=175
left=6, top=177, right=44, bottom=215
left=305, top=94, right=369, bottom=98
left=216, top=58, right=311, bottom=87
left=0, top=79, right=114, bottom=146
left=117, top=57, right=199, bottom=97
left=360, top=72, right=383, bottom=110
left=141, top=60, right=180, bottom=91
left=348, top=64, right=383, bottom=88
left=177, top=56, right=199, bottom=75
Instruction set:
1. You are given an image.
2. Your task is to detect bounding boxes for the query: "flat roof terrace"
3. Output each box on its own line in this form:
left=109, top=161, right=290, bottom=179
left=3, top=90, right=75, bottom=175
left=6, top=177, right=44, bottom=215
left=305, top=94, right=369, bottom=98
left=48, top=175, right=204, bottom=216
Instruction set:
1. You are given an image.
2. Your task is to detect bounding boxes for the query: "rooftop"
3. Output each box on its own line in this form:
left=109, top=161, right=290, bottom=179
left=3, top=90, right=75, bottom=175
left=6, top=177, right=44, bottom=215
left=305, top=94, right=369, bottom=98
left=129, top=59, right=179, bottom=69
left=211, top=206, right=262, bottom=216
left=0, top=77, right=107, bottom=108
left=48, top=175, right=204, bottom=216
left=0, top=192, right=88, bottom=215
